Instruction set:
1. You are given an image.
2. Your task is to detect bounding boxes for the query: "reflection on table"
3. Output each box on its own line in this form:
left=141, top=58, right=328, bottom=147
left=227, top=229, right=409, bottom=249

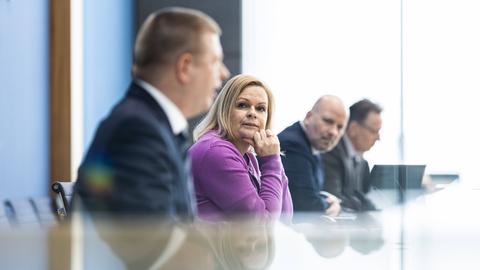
left=1, top=181, right=479, bottom=270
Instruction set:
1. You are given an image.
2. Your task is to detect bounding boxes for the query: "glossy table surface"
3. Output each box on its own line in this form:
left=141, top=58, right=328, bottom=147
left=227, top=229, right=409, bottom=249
left=1, top=181, right=479, bottom=270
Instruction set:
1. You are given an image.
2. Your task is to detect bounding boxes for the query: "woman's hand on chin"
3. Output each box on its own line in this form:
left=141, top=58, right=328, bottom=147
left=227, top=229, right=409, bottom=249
left=253, top=129, right=280, bottom=157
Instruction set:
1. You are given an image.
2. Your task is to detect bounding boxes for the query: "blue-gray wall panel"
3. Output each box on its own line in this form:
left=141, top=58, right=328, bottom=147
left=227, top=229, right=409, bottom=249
left=83, top=0, right=134, bottom=154
left=0, top=0, right=49, bottom=199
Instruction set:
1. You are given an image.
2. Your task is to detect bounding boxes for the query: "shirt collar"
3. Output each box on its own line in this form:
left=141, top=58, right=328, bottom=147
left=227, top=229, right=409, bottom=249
left=300, top=121, right=321, bottom=155
left=135, top=79, right=188, bottom=135
left=344, top=135, right=361, bottom=160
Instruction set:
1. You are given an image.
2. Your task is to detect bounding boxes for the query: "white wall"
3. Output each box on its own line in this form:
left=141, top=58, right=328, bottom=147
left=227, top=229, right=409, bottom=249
left=403, top=0, right=480, bottom=182
left=243, top=0, right=401, bottom=164
left=243, top=0, right=480, bottom=184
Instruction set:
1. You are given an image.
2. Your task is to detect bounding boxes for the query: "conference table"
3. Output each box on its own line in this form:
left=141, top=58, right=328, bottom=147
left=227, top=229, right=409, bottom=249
left=271, top=182, right=480, bottom=270
left=1, top=181, right=479, bottom=270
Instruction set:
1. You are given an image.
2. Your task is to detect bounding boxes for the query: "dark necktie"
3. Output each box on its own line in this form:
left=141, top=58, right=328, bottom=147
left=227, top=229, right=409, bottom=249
left=175, top=130, right=191, bottom=158
left=352, top=156, right=363, bottom=191
left=314, top=154, right=325, bottom=188
left=314, top=154, right=330, bottom=210
left=175, top=129, right=197, bottom=218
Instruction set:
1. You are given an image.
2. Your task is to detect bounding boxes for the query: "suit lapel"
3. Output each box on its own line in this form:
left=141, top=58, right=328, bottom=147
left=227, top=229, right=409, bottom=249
left=291, top=122, right=323, bottom=187
left=338, top=139, right=355, bottom=194
left=126, top=82, right=173, bottom=131
left=126, top=82, right=196, bottom=218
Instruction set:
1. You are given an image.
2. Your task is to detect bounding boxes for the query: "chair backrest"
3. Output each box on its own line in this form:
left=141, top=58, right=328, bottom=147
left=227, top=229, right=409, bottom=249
left=4, top=199, right=40, bottom=228
left=30, top=197, right=58, bottom=227
left=51, top=181, right=75, bottom=219
left=0, top=202, right=10, bottom=229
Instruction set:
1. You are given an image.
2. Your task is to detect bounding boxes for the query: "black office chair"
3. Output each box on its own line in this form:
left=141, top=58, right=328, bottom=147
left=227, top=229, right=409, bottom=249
left=51, top=181, right=75, bottom=219
left=30, top=197, right=57, bottom=227
left=0, top=202, right=10, bottom=229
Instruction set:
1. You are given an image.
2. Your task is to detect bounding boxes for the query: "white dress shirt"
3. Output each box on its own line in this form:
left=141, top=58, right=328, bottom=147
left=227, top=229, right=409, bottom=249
left=135, top=79, right=188, bottom=135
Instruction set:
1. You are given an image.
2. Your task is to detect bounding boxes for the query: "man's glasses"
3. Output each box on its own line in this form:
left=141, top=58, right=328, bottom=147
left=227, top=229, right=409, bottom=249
left=359, top=123, right=381, bottom=135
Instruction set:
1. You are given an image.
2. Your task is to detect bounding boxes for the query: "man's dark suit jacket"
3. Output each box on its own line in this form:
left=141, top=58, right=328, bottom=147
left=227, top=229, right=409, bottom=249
left=322, top=136, right=376, bottom=211
left=73, top=82, right=198, bottom=268
left=74, top=82, right=195, bottom=219
left=278, top=122, right=329, bottom=212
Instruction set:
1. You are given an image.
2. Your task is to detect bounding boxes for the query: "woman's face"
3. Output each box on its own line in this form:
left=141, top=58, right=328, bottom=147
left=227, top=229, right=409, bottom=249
left=230, top=85, right=269, bottom=148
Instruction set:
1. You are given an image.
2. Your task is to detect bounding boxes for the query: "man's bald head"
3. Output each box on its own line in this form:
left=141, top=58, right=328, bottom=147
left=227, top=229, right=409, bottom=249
left=303, top=95, right=348, bottom=152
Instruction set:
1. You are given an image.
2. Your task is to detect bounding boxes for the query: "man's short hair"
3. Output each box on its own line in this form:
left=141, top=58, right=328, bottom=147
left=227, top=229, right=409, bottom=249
left=133, top=7, right=220, bottom=76
left=348, top=99, right=382, bottom=125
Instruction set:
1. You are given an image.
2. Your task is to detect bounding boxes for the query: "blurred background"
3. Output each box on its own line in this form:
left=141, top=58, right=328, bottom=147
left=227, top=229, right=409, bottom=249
left=1, top=0, right=479, bottom=199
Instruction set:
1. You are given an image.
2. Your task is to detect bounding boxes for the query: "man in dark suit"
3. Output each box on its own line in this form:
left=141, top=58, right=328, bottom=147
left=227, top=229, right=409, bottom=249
left=278, top=96, right=347, bottom=217
left=322, top=99, right=382, bottom=211
left=73, top=7, right=229, bottom=269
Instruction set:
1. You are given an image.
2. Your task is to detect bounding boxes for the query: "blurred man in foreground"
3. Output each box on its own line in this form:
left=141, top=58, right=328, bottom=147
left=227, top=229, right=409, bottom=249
left=73, top=7, right=229, bottom=269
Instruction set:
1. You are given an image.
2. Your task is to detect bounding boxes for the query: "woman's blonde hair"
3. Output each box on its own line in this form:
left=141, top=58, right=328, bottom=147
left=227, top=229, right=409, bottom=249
left=193, top=74, right=275, bottom=142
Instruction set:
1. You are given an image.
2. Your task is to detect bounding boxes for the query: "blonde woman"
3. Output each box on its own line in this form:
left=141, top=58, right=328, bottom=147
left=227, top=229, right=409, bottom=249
left=189, top=74, right=292, bottom=221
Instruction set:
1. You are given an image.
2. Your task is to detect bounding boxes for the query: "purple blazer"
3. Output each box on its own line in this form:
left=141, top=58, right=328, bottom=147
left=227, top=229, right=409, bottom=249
left=189, top=130, right=293, bottom=221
